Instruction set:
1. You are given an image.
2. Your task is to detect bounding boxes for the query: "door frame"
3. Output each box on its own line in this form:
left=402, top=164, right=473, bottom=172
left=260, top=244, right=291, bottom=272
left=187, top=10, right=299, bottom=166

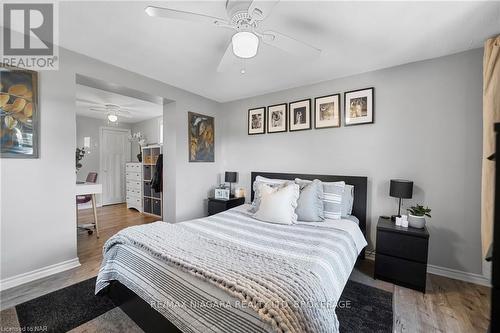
left=99, top=126, right=131, bottom=205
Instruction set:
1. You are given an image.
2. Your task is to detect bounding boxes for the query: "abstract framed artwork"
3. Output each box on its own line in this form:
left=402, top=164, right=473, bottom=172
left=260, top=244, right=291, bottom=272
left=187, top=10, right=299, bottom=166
left=0, top=66, right=39, bottom=158
left=289, top=99, right=311, bottom=132
left=248, top=107, right=265, bottom=135
left=344, top=87, right=374, bottom=126
left=314, top=94, right=340, bottom=129
left=267, top=103, right=287, bottom=133
left=188, top=111, right=214, bottom=162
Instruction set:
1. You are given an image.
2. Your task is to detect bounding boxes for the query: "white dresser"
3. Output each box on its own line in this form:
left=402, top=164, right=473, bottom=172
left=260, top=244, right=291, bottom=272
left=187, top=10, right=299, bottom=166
left=125, top=162, right=143, bottom=212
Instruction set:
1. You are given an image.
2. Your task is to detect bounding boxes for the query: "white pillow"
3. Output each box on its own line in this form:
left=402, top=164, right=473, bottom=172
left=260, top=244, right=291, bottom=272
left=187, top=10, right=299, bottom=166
left=250, top=176, right=292, bottom=212
left=253, top=183, right=299, bottom=225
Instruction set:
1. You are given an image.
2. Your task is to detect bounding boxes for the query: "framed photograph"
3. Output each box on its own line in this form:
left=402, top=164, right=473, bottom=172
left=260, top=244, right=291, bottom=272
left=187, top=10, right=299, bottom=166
left=314, top=94, right=340, bottom=129
left=267, top=103, right=287, bottom=133
left=248, top=107, right=265, bottom=135
left=188, top=112, right=214, bottom=162
left=289, top=99, right=311, bottom=132
left=0, top=66, right=39, bottom=158
left=344, top=87, right=374, bottom=126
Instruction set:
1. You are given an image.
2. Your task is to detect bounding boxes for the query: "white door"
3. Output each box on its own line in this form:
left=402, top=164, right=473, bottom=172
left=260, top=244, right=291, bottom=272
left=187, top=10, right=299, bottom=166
left=100, top=128, right=130, bottom=205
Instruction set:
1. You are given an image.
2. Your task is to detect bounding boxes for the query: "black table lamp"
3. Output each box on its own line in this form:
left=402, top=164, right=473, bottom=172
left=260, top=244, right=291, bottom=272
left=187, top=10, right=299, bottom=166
left=390, top=179, right=413, bottom=221
left=225, top=172, right=237, bottom=197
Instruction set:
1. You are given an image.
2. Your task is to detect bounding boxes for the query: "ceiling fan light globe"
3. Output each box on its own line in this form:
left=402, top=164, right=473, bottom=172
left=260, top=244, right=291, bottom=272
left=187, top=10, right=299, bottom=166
left=232, top=31, right=259, bottom=58
left=107, top=114, right=118, bottom=122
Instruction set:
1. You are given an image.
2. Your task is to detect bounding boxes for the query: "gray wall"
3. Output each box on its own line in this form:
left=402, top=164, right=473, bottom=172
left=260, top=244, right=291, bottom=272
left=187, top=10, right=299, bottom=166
left=76, top=115, right=132, bottom=182
left=131, top=116, right=163, bottom=161
left=220, top=48, right=483, bottom=275
left=1, top=45, right=222, bottom=281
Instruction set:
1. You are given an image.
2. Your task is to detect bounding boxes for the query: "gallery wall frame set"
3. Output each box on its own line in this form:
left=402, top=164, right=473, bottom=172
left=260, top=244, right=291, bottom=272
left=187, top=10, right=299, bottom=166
left=247, top=87, right=374, bottom=135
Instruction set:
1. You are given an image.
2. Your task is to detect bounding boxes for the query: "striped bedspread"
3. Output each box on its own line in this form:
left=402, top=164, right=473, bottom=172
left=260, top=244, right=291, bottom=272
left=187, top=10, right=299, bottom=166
left=96, top=205, right=366, bottom=333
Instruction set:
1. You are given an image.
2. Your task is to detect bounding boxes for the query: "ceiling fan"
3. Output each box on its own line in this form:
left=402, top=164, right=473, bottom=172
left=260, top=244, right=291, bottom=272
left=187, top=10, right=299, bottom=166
left=87, top=103, right=133, bottom=123
left=145, top=0, right=321, bottom=72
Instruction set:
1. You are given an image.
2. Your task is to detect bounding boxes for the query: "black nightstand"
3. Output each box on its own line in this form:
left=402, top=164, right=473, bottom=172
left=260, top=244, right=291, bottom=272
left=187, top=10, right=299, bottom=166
left=208, top=197, right=245, bottom=216
left=374, top=217, right=430, bottom=292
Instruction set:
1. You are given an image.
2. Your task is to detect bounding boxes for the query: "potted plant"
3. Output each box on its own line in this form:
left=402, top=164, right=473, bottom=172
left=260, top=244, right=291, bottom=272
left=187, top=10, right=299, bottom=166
left=407, top=204, right=431, bottom=229
left=75, top=147, right=87, bottom=173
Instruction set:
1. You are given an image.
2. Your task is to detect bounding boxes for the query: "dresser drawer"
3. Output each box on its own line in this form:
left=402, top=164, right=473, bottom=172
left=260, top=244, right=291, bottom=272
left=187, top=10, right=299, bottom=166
left=126, top=163, right=141, bottom=172
left=127, top=195, right=142, bottom=211
left=375, top=253, right=427, bottom=292
left=127, top=189, right=142, bottom=198
left=376, top=230, right=428, bottom=263
left=126, top=172, right=141, bottom=181
left=126, top=180, right=142, bottom=190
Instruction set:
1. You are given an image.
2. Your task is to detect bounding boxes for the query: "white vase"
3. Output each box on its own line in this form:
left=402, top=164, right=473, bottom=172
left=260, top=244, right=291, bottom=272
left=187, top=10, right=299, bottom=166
left=408, top=214, right=426, bottom=229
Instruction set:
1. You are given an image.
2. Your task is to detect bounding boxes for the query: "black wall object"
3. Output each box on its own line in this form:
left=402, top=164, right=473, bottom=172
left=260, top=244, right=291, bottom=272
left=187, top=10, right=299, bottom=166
left=250, top=171, right=367, bottom=259
left=490, top=123, right=500, bottom=332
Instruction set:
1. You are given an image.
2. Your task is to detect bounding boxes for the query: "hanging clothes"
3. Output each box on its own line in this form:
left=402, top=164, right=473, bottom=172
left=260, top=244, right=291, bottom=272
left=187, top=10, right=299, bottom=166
left=151, top=153, right=163, bottom=192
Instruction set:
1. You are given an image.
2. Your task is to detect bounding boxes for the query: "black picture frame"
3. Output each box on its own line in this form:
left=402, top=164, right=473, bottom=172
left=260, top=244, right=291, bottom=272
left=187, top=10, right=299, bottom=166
left=344, top=87, right=375, bottom=126
left=314, top=93, right=341, bottom=129
left=247, top=107, right=266, bottom=135
left=267, top=103, right=287, bottom=133
left=288, top=98, right=312, bottom=132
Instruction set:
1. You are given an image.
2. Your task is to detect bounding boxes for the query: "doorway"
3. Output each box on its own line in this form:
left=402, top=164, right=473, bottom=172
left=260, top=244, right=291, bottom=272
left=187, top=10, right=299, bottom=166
left=99, top=127, right=131, bottom=205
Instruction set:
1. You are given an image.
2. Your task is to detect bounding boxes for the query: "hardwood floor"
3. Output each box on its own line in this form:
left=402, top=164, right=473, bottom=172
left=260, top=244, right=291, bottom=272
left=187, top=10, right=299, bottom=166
left=0, top=204, right=491, bottom=332
left=351, top=260, right=491, bottom=333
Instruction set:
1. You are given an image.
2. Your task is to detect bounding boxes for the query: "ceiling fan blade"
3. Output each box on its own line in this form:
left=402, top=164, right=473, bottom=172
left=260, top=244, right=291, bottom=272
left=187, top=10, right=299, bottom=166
left=76, top=99, right=103, bottom=107
left=248, top=0, right=279, bottom=21
left=259, top=30, right=321, bottom=57
left=145, top=6, right=230, bottom=28
left=88, top=108, right=107, bottom=112
left=217, top=41, right=237, bottom=73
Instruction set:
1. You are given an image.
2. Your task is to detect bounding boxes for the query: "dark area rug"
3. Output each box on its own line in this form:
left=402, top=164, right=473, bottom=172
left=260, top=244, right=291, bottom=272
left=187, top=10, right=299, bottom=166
left=337, top=280, right=393, bottom=333
left=15, top=277, right=115, bottom=333
left=14, top=277, right=392, bottom=333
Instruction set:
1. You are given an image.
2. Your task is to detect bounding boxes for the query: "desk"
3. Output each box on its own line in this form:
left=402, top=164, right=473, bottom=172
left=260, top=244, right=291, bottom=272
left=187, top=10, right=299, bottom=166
left=76, top=182, right=102, bottom=238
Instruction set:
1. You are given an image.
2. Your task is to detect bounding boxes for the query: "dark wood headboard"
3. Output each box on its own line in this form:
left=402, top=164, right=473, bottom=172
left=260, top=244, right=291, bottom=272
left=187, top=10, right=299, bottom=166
left=250, top=172, right=368, bottom=255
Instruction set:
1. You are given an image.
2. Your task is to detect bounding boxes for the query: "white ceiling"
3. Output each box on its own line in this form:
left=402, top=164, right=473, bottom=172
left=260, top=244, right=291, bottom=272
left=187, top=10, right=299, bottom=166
left=60, top=1, right=500, bottom=102
left=75, top=84, right=163, bottom=123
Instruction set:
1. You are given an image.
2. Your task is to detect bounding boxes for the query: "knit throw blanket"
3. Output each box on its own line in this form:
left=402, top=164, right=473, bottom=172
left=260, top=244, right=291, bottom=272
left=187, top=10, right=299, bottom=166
left=99, top=211, right=360, bottom=333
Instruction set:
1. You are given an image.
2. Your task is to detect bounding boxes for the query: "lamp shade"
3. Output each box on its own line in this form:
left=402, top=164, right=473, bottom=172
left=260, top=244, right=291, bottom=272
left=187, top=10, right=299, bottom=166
left=389, top=179, right=413, bottom=199
left=225, top=171, right=237, bottom=183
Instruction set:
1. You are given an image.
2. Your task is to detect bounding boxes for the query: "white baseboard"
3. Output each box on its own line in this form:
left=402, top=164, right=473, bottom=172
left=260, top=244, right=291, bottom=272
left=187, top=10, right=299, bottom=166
left=364, top=252, right=491, bottom=287
left=427, top=264, right=491, bottom=287
left=0, top=258, right=81, bottom=291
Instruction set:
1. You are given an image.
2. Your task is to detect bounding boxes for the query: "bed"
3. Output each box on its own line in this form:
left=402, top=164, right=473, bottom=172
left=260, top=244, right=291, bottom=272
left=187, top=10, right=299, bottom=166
left=96, top=172, right=368, bottom=333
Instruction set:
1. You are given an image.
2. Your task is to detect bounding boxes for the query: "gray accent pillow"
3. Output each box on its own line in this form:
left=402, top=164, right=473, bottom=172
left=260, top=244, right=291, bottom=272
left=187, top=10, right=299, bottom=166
left=341, top=185, right=354, bottom=217
left=322, top=181, right=345, bottom=220
left=295, top=179, right=324, bottom=222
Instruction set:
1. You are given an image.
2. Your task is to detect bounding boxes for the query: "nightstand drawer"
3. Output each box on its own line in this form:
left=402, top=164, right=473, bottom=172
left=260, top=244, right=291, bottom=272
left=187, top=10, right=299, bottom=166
left=208, top=197, right=245, bottom=216
left=376, top=230, right=428, bottom=263
left=375, top=253, right=427, bottom=291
